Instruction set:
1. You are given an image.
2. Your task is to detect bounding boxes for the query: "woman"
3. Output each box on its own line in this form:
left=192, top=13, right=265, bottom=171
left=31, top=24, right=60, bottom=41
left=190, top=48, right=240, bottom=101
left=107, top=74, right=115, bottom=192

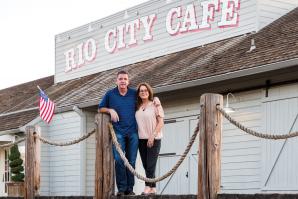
left=135, top=82, right=164, bottom=195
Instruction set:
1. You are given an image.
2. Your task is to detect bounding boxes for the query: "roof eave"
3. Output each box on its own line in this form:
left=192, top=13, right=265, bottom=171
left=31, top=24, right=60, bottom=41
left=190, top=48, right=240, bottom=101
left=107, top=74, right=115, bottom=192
left=59, top=57, right=298, bottom=110
left=0, top=128, right=21, bottom=136
left=154, top=58, right=298, bottom=93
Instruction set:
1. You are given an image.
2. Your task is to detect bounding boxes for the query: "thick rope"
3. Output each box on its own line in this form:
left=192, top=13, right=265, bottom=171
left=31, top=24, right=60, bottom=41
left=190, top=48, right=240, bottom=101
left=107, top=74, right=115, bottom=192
left=217, top=105, right=298, bottom=139
left=108, top=122, right=200, bottom=183
left=36, top=129, right=96, bottom=146
left=0, top=138, right=25, bottom=148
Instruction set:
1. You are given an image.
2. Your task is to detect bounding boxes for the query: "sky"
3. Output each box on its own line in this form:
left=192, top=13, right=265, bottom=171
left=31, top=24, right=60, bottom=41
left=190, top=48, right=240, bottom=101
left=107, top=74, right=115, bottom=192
left=0, top=0, right=148, bottom=90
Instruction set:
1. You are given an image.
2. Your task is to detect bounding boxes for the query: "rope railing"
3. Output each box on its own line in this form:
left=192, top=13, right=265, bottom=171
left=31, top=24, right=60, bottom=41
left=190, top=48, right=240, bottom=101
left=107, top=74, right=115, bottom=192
left=108, top=122, right=200, bottom=183
left=0, top=138, right=25, bottom=148
left=35, top=129, right=96, bottom=146
left=0, top=130, right=95, bottom=148
left=217, top=105, right=298, bottom=140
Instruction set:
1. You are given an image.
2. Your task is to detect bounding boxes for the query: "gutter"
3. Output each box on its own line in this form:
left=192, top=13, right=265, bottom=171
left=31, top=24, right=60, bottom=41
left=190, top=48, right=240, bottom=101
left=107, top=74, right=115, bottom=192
left=0, top=107, right=38, bottom=117
left=154, top=58, right=298, bottom=93
left=0, top=128, right=21, bottom=136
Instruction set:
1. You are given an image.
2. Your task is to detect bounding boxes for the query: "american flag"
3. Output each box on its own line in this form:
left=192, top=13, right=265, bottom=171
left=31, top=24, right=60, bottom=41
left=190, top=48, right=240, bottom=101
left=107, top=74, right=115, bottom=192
left=39, top=88, right=55, bottom=123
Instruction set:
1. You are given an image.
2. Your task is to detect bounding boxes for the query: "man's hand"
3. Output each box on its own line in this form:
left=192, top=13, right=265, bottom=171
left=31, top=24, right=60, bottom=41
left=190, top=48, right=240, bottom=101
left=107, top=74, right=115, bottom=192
left=153, top=97, right=161, bottom=106
left=108, top=109, right=119, bottom=122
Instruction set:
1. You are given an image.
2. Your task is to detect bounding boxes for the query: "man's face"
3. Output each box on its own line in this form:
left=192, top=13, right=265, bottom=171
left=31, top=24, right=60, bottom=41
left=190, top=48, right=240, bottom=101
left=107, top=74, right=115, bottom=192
left=116, top=74, right=129, bottom=90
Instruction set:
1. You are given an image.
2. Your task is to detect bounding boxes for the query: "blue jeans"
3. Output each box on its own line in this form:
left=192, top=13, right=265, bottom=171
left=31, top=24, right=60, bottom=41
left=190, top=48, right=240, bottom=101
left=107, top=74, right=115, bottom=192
left=112, top=131, right=139, bottom=193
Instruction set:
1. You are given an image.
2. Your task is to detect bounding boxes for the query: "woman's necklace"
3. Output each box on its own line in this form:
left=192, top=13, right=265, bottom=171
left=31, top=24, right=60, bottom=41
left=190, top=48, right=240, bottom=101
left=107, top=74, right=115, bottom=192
left=141, top=102, right=149, bottom=111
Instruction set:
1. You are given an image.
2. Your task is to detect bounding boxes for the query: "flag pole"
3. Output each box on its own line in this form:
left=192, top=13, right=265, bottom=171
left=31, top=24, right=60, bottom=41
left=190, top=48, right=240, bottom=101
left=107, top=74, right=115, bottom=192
left=37, top=85, right=42, bottom=92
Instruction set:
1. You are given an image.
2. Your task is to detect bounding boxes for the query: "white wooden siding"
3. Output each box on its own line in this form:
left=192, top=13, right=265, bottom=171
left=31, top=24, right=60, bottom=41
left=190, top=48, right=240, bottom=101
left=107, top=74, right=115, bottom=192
left=39, top=121, right=50, bottom=196
left=261, top=83, right=298, bottom=192
left=85, top=112, right=96, bottom=196
left=161, top=90, right=262, bottom=194
left=36, top=85, right=298, bottom=195
left=156, top=90, right=263, bottom=193
left=257, top=0, right=298, bottom=30
left=55, top=0, right=257, bottom=83
left=39, top=112, right=82, bottom=196
left=134, top=152, right=146, bottom=194
left=221, top=90, right=262, bottom=193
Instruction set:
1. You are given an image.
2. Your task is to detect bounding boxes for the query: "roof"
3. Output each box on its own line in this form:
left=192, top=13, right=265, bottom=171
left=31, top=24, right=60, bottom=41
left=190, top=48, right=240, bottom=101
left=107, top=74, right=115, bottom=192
left=0, top=76, right=54, bottom=113
left=1, top=7, right=298, bottom=131
left=0, top=110, right=39, bottom=132
left=0, top=76, right=54, bottom=132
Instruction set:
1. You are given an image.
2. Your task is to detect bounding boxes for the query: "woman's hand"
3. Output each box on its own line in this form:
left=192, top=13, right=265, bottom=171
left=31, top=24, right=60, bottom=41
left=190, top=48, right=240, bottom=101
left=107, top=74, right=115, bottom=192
left=147, top=135, right=155, bottom=148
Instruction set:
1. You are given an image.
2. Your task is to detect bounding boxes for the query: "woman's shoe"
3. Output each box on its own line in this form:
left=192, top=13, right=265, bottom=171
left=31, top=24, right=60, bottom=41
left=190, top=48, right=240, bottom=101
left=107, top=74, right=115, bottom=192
left=141, top=192, right=151, bottom=195
left=149, top=187, right=157, bottom=195
left=141, top=186, right=151, bottom=195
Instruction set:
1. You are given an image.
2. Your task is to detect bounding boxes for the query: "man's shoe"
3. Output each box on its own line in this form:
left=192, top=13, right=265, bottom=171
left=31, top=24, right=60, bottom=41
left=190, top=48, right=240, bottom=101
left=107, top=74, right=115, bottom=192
left=117, top=192, right=125, bottom=196
left=125, top=191, right=135, bottom=195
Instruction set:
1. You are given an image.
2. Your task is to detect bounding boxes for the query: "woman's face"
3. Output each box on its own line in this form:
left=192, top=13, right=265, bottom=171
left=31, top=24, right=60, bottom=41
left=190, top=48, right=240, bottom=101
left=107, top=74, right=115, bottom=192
left=139, top=85, right=149, bottom=100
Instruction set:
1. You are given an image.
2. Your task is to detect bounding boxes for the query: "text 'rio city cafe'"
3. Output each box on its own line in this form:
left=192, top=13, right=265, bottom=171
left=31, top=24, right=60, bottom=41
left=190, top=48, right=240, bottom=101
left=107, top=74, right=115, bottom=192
left=64, top=0, right=240, bottom=73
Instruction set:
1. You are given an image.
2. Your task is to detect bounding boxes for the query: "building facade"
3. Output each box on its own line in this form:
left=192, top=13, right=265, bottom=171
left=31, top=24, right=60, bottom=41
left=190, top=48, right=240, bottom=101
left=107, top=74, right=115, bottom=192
left=1, top=0, right=298, bottom=196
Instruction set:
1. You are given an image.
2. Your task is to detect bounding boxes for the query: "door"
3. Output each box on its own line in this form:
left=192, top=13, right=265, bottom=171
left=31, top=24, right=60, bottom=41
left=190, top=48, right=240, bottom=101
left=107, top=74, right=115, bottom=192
left=156, top=115, right=199, bottom=194
left=0, top=149, right=4, bottom=196
left=0, top=149, right=9, bottom=196
left=189, top=117, right=199, bottom=194
left=261, top=86, right=298, bottom=192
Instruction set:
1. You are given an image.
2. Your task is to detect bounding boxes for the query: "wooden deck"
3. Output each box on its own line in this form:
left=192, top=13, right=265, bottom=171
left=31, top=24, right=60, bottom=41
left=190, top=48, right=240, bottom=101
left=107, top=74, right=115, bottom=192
left=1, top=194, right=298, bottom=199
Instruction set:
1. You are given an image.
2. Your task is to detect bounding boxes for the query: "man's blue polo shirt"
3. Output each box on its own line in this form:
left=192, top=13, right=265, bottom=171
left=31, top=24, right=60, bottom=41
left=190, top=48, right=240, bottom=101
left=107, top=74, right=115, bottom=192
left=98, top=87, right=137, bottom=135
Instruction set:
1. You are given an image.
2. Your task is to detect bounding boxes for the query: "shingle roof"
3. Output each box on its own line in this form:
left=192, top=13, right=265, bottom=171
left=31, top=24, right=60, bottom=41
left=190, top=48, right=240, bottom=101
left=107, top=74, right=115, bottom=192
left=1, top=7, right=298, bottom=131
left=0, top=110, right=39, bottom=132
left=0, top=76, right=54, bottom=113
left=0, top=76, right=54, bottom=131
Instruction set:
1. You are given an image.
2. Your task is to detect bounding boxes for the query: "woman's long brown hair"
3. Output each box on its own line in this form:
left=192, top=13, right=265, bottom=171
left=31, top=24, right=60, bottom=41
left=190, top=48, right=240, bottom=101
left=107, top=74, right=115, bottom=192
left=136, top=82, right=154, bottom=110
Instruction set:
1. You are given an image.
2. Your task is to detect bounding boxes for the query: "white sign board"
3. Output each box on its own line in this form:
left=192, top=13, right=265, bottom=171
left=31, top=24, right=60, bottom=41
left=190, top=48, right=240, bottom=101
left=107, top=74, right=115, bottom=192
left=55, top=0, right=254, bottom=83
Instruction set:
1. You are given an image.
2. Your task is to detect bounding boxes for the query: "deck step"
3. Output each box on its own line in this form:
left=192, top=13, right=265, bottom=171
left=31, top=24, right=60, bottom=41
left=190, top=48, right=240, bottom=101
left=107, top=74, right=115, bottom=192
left=0, top=196, right=195, bottom=199
left=218, top=194, right=298, bottom=199
left=1, top=194, right=298, bottom=199
left=110, top=195, right=196, bottom=199
left=0, top=196, right=196, bottom=199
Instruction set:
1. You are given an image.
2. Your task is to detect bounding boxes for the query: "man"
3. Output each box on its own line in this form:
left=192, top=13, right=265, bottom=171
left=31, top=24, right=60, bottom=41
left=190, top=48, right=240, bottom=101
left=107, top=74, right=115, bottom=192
left=98, top=70, right=138, bottom=196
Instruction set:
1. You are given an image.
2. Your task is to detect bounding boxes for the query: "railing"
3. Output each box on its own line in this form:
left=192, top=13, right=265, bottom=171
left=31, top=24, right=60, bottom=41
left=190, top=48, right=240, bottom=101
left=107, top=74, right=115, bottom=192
left=0, top=93, right=220, bottom=199
left=2, top=93, right=298, bottom=199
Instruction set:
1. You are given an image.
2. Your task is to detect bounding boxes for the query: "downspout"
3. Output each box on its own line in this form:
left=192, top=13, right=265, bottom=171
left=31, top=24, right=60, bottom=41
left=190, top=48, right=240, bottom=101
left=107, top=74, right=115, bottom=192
left=73, top=106, right=86, bottom=195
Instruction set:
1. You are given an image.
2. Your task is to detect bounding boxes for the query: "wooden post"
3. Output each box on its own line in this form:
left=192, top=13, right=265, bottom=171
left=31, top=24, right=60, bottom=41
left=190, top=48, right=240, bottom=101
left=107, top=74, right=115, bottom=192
left=25, top=126, right=36, bottom=199
left=34, top=126, right=41, bottom=195
left=94, top=113, right=114, bottom=199
left=198, top=93, right=223, bottom=199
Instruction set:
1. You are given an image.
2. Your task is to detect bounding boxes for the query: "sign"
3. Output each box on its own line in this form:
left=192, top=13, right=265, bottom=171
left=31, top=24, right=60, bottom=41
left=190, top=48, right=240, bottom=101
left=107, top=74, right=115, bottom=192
left=64, top=0, right=240, bottom=73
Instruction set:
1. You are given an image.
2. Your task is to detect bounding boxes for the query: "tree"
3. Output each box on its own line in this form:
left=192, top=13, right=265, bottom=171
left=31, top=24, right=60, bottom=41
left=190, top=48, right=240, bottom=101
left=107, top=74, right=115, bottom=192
left=8, top=145, right=24, bottom=182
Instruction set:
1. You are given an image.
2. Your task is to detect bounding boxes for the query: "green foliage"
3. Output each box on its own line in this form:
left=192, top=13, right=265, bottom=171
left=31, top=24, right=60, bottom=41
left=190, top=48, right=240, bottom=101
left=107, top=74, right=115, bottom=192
left=8, top=145, right=24, bottom=182
left=11, top=173, right=25, bottom=182
left=8, top=146, right=20, bottom=161
left=11, top=165, right=24, bottom=173
left=9, top=159, right=23, bottom=167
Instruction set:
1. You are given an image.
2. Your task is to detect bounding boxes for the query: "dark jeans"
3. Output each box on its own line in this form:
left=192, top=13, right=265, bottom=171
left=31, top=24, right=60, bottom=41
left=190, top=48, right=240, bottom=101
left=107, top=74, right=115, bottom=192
left=138, top=139, right=161, bottom=188
left=112, top=132, right=139, bottom=193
